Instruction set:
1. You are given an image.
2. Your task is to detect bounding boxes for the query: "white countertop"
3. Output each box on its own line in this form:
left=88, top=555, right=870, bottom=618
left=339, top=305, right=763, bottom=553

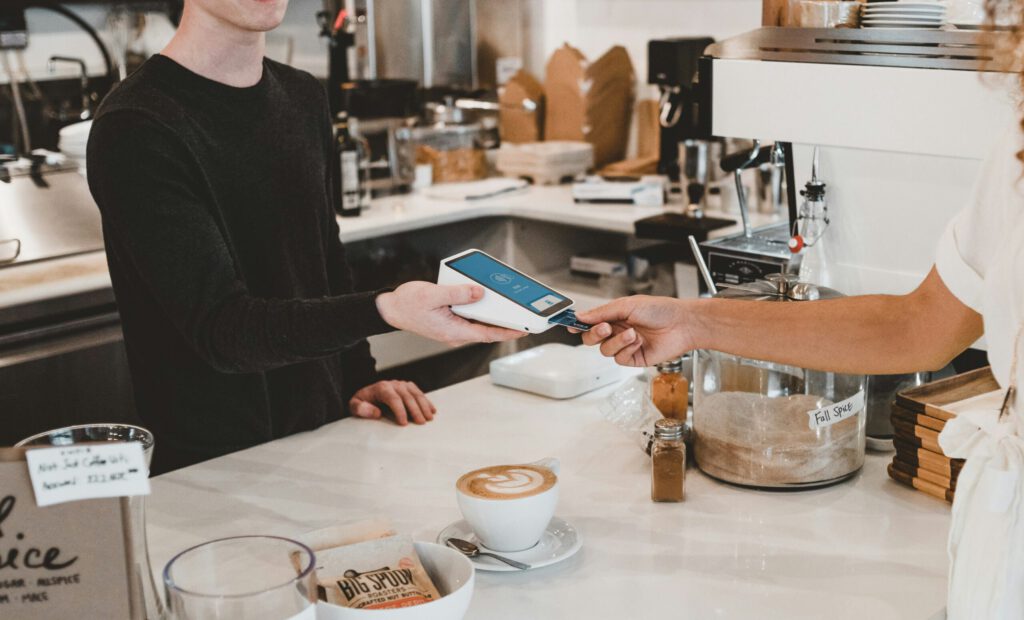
left=336, top=186, right=667, bottom=242
left=338, top=185, right=773, bottom=243
left=0, top=185, right=774, bottom=311
left=146, top=375, right=951, bottom=620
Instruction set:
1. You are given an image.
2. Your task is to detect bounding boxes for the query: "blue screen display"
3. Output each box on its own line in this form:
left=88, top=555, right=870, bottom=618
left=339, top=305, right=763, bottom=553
left=447, top=252, right=567, bottom=315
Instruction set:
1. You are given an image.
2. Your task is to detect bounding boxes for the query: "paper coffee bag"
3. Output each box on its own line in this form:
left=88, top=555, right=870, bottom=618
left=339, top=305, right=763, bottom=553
left=314, top=535, right=442, bottom=610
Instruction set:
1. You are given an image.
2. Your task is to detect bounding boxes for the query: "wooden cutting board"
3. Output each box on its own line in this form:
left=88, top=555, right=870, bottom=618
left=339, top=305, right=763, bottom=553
left=892, top=458, right=956, bottom=491
left=888, top=463, right=955, bottom=503
left=895, top=367, right=999, bottom=421
left=894, top=439, right=964, bottom=478
left=893, top=420, right=944, bottom=453
left=891, top=403, right=946, bottom=432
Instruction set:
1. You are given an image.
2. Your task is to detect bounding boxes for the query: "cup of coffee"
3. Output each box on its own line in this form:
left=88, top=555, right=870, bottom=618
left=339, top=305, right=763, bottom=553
left=455, top=459, right=559, bottom=552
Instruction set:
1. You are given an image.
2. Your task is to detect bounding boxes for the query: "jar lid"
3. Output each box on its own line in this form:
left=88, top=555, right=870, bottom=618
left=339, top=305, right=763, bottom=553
left=656, top=358, right=684, bottom=373
left=714, top=273, right=844, bottom=302
left=654, top=419, right=685, bottom=440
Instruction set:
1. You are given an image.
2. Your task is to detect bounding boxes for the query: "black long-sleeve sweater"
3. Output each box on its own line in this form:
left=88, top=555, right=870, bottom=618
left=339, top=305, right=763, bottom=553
left=86, top=55, right=394, bottom=473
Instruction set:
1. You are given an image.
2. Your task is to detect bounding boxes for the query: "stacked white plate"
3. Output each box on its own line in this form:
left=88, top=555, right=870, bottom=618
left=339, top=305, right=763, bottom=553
left=495, top=141, right=593, bottom=185
left=58, top=120, right=92, bottom=175
left=862, top=1, right=946, bottom=28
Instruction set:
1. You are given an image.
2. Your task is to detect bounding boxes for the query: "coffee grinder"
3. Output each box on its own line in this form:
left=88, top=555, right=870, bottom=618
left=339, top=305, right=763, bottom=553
left=648, top=37, right=715, bottom=209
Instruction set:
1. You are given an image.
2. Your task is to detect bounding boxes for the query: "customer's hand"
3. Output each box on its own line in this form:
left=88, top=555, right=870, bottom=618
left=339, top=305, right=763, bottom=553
left=349, top=380, right=437, bottom=426
left=576, top=296, right=695, bottom=367
left=376, top=281, right=526, bottom=346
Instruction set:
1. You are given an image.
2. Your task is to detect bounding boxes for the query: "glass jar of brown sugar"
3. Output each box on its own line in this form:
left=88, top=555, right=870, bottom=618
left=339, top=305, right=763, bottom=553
left=651, top=418, right=686, bottom=502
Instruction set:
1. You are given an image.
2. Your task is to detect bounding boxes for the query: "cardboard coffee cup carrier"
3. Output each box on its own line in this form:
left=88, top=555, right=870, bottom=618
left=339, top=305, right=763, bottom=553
left=500, top=69, right=545, bottom=144
left=544, top=44, right=636, bottom=169
left=0, top=448, right=139, bottom=619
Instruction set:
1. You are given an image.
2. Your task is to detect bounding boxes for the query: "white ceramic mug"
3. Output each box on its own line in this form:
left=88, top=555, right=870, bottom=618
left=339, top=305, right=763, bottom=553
left=455, top=458, right=560, bottom=552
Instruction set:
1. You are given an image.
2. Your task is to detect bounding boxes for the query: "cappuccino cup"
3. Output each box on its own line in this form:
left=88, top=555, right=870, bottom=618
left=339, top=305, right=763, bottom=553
left=455, top=458, right=559, bottom=553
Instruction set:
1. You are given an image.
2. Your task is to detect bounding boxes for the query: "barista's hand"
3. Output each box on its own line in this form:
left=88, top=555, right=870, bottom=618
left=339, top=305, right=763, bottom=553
left=349, top=380, right=437, bottom=426
left=576, top=296, right=696, bottom=367
left=376, top=281, right=526, bottom=346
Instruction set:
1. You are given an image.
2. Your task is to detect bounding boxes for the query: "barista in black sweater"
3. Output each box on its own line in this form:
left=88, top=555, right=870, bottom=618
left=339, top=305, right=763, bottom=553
left=86, top=0, right=522, bottom=474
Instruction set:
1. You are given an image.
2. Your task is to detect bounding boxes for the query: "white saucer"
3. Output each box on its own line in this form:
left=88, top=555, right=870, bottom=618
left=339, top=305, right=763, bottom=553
left=437, top=516, right=582, bottom=572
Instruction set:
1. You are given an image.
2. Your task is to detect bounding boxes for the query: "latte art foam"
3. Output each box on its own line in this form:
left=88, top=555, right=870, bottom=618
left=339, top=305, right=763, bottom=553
left=456, top=464, right=557, bottom=500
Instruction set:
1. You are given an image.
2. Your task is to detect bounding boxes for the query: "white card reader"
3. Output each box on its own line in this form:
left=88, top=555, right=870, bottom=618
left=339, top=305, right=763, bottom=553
left=438, top=249, right=592, bottom=333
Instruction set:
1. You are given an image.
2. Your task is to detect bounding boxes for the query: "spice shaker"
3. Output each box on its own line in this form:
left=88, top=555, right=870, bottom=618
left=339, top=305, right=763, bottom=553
left=651, top=419, right=686, bottom=502
left=651, top=358, right=689, bottom=420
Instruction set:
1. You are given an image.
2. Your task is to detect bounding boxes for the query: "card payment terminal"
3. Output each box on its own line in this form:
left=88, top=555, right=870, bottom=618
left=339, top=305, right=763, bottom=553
left=438, top=249, right=592, bottom=333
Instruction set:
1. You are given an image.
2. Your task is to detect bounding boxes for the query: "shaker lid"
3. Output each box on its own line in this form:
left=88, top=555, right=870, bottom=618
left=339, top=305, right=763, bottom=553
left=714, top=272, right=843, bottom=302
left=654, top=418, right=685, bottom=440
left=656, top=358, right=685, bottom=373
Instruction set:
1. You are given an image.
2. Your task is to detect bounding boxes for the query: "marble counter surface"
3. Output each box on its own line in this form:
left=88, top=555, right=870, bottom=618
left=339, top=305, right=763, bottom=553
left=147, top=375, right=950, bottom=619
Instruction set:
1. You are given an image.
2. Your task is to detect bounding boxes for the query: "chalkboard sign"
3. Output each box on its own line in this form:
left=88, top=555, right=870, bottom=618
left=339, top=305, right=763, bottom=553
left=0, top=448, right=133, bottom=619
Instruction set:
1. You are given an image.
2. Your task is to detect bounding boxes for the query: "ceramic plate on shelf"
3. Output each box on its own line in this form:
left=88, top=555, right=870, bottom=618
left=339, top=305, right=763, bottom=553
left=864, top=1, right=946, bottom=5
left=862, top=18, right=944, bottom=24
left=864, top=4, right=946, bottom=10
left=862, top=15, right=944, bottom=21
left=863, top=22, right=944, bottom=27
left=437, top=517, right=583, bottom=572
left=864, top=6, right=945, bottom=12
left=864, top=6, right=944, bottom=12
left=863, top=10, right=945, bottom=17
left=863, top=18, right=944, bottom=26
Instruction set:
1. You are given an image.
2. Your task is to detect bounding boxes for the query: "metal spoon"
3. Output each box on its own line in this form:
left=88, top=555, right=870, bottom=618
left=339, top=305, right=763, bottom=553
left=445, top=537, right=532, bottom=570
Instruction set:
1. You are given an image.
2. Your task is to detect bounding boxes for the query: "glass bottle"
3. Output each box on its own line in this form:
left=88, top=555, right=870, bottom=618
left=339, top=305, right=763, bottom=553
left=651, top=419, right=686, bottom=502
left=651, top=358, right=689, bottom=421
left=796, top=147, right=832, bottom=287
left=333, top=112, right=366, bottom=218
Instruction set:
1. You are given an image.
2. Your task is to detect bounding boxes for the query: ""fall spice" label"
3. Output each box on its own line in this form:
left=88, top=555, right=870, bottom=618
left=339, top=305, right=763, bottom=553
left=806, top=391, right=865, bottom=430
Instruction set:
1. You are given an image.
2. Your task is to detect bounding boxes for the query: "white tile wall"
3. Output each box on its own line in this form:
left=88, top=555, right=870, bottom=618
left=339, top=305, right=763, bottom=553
left=536, top=0, right=761, bottom=97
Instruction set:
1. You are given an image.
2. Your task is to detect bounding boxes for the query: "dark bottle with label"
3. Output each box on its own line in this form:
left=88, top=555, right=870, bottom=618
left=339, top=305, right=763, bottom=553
left=334, top=112, right=362, bottom=217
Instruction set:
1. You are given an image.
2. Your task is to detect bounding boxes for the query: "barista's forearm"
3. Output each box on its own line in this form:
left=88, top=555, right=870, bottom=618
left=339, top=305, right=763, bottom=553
left=688, top=269, right=982, bottom=375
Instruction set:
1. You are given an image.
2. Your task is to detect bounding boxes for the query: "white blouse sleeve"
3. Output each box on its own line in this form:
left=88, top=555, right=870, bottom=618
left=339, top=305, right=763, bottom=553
left=935, top=127, right=1024, bottom=313
left=936, top=211, right=985, bottom=312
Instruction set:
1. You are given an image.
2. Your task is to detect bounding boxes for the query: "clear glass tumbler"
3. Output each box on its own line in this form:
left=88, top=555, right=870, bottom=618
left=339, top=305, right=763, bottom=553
left=163, top=535, right=316, bottom=620
left=17, top=423, right=161, bottom=619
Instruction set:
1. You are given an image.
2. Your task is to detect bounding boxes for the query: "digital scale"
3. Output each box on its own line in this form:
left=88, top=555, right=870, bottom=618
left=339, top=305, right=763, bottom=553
left=438, top=249, right=591, bottom=333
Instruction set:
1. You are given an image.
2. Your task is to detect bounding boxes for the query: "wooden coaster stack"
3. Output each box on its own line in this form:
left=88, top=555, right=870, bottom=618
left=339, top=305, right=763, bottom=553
left=887, top=367, right=999, bottom=503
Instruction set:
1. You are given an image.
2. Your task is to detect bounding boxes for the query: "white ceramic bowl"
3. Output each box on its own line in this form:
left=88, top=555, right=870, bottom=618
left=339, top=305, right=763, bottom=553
left=315, top=542, right=474, bottom=620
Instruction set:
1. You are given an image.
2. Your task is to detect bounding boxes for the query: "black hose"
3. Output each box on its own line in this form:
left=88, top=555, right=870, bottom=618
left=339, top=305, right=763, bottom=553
left=21, top=2, right=115, bottom=79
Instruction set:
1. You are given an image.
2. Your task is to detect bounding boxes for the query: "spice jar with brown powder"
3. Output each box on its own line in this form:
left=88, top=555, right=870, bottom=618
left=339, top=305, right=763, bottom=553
left=651, top=358, right=689, bottom=420
left=651, top=419, right=686, bottom=502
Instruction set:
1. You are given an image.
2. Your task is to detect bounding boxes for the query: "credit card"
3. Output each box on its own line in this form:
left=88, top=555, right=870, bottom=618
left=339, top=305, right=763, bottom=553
left=548, top=309, right=592, bottom=331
